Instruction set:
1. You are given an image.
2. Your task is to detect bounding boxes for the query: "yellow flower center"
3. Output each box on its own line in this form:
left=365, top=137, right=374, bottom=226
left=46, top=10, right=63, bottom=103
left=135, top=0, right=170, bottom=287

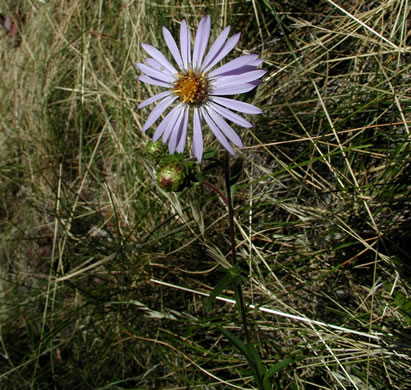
left=173, top=71, right=209, bottom=105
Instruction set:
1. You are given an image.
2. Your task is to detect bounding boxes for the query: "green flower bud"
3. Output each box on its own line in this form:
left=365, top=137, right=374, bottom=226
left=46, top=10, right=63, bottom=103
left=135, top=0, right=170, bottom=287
left=146, top=140, right=167, bottom=163
left=156, top=154, right=196, bottom=192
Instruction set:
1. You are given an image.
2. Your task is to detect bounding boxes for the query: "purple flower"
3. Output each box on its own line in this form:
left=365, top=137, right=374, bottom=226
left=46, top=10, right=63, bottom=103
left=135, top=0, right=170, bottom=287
left=137, top=15, right=266, bottom=162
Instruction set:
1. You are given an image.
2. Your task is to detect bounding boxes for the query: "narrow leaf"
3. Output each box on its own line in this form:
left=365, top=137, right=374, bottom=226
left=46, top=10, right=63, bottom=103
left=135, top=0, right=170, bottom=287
left=263, top=357, right=293, bottom=389
left=217, top=326, right=266, bottom=385
left=206, top=273, right=234, bottom=310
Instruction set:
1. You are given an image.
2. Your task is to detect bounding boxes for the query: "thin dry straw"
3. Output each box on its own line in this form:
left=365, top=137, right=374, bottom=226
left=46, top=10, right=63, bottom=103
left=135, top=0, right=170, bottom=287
left=151, top=278, right=382, bottom=340
left=326, top=0, right=404, bottom=53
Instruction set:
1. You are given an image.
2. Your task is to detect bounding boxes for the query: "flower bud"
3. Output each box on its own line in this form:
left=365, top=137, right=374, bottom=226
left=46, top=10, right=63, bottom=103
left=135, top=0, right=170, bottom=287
left=146, top=140, right=167, bottom=163
left=156, top=154, right=196, bottom=192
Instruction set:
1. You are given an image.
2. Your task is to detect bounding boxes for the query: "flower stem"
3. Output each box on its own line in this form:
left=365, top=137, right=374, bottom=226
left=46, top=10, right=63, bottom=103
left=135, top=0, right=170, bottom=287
left=223, top=153, right=250, bottom=340
left=224, top=152, right=264, bottom=389
left=202, top=180, right=228, bottom=205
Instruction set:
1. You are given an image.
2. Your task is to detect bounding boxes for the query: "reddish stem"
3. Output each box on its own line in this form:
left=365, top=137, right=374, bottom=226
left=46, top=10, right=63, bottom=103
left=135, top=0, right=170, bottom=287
left=202, top=180, right=228, bottom=205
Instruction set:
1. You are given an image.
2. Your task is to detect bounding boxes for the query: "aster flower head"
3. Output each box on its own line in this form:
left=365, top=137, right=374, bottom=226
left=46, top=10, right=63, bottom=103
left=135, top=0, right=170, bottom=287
left=137, top=15, right=266, bottom=162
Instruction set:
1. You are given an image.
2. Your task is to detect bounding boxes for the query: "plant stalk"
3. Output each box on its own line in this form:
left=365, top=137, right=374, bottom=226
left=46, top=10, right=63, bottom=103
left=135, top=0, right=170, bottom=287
left=224, top=153, right=250, bottom=342
left=224, top=152, right=264, bottom=389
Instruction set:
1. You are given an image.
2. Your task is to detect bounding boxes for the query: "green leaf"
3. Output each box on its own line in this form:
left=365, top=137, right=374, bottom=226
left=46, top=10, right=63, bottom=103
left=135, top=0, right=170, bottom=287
left=217, top=325, right=248, bottom=357
left=206, top=273, right=234, bottom=310
left=245, top=342, right=266, bottom=380
left=263, top=357, right=293, bottom=389
left=206, top=265, right=247, bottom=310
left=202, top=149, right=217, bottom=160
left=228, top=264, right=243, bottom=281
left=217, top=326, right=266, bottom=386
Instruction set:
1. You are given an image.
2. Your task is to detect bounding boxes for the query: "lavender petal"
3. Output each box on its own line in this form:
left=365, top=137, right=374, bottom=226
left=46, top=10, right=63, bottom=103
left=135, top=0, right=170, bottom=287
left=202, top=32, right=241, bottom=73
left=153, top=104, right=182, bottom=142
left=142, top=95, right=176, bottom=132
left=208, top=102, right=253, bottom=128
left=211, top=65, right=258, bottom=77
left=206, top=107, right=243, bottom=147
left=136, top=63, right=175, bottom=83
left=168, top=106, right=188, bottom=153
left=210, top=96, right=262, bottom=114
left=211, top=82, right=259, bottom=95
left=193, top=15, right=210, bottom=70
left=180, top=19, right=191, bottom=70
left=145, top=58, right=174, bottom=76
left=176, top=108, right=189, bottom=153
left=200, top=26, right=231, bottom=72
left=162, top=26, right=184, bottom=70
left=213, top=69, right=267, bottom=87
left=192, top=108, right=203, bottom=162
left=139, top=75, right=172, bottom=88
left=141, top=43, right=177, bottom=74
left=138, top=91, right=172, bottom=109
left=208, top=54, right=259, bottom=78
left=201, top=107, right=235, bottom=155
left=162, top=103, right=185, bottom=143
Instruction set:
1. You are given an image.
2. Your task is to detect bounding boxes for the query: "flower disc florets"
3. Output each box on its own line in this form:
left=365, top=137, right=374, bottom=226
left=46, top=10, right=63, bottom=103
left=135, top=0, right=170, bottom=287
left=173, top=71, right=209, bottom=106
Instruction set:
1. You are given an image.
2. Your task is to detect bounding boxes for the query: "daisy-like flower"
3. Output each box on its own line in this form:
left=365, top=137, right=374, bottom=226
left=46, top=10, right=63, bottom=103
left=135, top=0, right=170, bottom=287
left=137, top=15, right=266, bottom=162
